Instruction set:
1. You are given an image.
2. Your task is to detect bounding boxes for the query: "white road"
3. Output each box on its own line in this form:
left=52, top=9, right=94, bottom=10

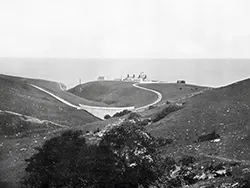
left=133, top=83, right=162, bottom=111
left=30, top=84, right=80, bottom=109
left=30, top=82, right=163, bottom=118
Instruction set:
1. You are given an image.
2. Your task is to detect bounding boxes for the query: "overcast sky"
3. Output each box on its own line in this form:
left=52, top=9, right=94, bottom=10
left=1, top=0, right=250, bottom=58
left=0, top=1, right=250, bottom=88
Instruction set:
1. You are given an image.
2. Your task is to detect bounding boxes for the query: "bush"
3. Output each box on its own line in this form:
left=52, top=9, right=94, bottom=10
left=166, top=101, right=171, bottom=105
left=23, top=124, right=164, bottom=188
left=152, top=105, right=183, bottom=123
left=112, top=109, right=131, bottom=118
left=23, top=130, right=87, bottom=188
left=100, top=122, right=164, bottom=187
left=148, top=105, right=156, bottom=110
left=137, top=119, right=152, bottom=127
left=155, top=137, right=173, bottom=147
left=127, top=112, right=141, bottom=120
left=104, top=114, right=111, bottom=120
left=179, top=155, right=196, bottom=166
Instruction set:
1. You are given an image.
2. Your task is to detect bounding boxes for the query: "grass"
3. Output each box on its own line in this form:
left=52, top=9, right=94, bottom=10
left=138, top=83, right=207, bottom=104
left=69, top=81, right=158, bottom=107
left=0, top=74, right=107, bottom=107
left=0, top=75, right=102, bottom=184
left=146, top=78, right=250, bottom=163
left=0, top=75, right=100, bottom=126
left=2, top=74, right=250, bottom=187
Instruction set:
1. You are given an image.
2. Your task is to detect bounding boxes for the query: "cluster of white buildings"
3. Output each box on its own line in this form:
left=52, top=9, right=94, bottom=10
left=97, top=72, right=148, bottom=83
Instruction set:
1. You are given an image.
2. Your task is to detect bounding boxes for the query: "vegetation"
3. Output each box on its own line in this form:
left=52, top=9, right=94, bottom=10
left=148, top=105, right=156, bottom=110
left=0, top=75, right=100, bottom=127
left=152, top=105, right=183, bottom=123
left=23, top=122, right=164, bottom=188
left=104, top=114, right=111, bottom=119
left=112, top=109, right=131, bottom=118
left=69, top=81, right=157, bottom=107
left=127, top=112, right=141, bottom=120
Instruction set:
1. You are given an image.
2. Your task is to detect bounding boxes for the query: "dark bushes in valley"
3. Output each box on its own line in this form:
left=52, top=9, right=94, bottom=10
left=112, top=109, right=131, bottom=118
left=165, top=101, right=171, bottom=105
left=152, top=105, right=183, bottom=123
left=127, top=112, right=141, bottom=120
left=148, top=105, right=156, bottom=110
left=126, top=112, right=151, bottom=127
left=104, top=114, right=111, bottom=119
left=137, top=119, right=151, bottom=127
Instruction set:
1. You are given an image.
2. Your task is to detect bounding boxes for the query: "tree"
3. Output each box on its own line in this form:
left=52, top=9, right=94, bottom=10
left=23, top=123, right=163, bottom=188
left=100, top=122, right=163, bottom=187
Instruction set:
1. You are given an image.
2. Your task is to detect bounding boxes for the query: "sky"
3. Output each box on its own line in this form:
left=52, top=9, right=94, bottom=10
left=0, top=0, right=250, bottom=58
left=0, top=1, right=250, bottom=87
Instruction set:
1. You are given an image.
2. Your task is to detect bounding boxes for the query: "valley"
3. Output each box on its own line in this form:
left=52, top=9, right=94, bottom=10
left=0, top=74, right=249, bottom=188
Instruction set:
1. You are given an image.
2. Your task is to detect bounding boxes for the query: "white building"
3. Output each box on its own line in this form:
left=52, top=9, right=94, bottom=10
left=123, top=72, right=148, bottom=82
left=97, top=76, right=107, bottom=81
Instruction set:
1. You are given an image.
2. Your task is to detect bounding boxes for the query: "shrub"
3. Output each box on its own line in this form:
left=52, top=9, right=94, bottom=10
left=104, top=114, right=111, bottom=120
left=112, top=109, right=131, bottom=118
left=152, top=105, right=183, bottom=123
left=166, top=101, right=171, bottom=105
left=155, top=137, right=173, bottom=147
left=148, top=105, right=156, bottom=110
left=23, top=124, right=164, bottom=188
left=23, top=130, right=87, bottom=188
left=179, top=155, right=196, bottom=166
left=137, top=119, right=151, bottom=127
left=127, top=112, right=141, bottom=120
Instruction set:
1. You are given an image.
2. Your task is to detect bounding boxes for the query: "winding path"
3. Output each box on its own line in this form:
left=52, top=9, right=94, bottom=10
left=133, top=83, right=162, bottom=111
left=30, top=82, right=163, bottom=119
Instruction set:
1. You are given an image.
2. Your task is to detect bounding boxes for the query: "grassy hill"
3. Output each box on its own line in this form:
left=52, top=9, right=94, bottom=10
left=69, top=81, right=207, bottom=108
left=138, top=82, right=207, bottom=104
left=0, top=74, right=107, bottom=107
left=2, top=74, right=250, bottom=187
left=0, top=75, right=102, bottom=184
left=69, top=81, right=158, bottom=107
left=146, top=78, right=250, bottom=162
left=0, top=75, right=100, bottom=126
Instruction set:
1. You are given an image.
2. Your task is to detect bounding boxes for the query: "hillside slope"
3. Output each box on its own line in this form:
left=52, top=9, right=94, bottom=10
left=0, top=75, right=101, bottom=184
left=0, top=75, right=100, bottom=127
left=0, top=74, right=107, bottom=107
left=69, top=81, right=158, bottom=107
left=147, top=78, right=250, bottom=162
left=138, top=83, right=206, bottom=104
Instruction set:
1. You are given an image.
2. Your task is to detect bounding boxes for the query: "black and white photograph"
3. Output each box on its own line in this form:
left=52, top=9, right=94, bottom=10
left=0, top=0, right=250, bottom=187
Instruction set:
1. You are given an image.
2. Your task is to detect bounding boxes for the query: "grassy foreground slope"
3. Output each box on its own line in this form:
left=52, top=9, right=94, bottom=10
left=0, top=75, right=101, bottom=184
left=147, top=78, right=250, bottom=162
left=69, top=81, right=158, bottom=107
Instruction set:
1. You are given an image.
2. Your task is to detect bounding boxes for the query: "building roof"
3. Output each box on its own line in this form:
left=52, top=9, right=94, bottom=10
left=97, top=76, right=106, bottom=80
